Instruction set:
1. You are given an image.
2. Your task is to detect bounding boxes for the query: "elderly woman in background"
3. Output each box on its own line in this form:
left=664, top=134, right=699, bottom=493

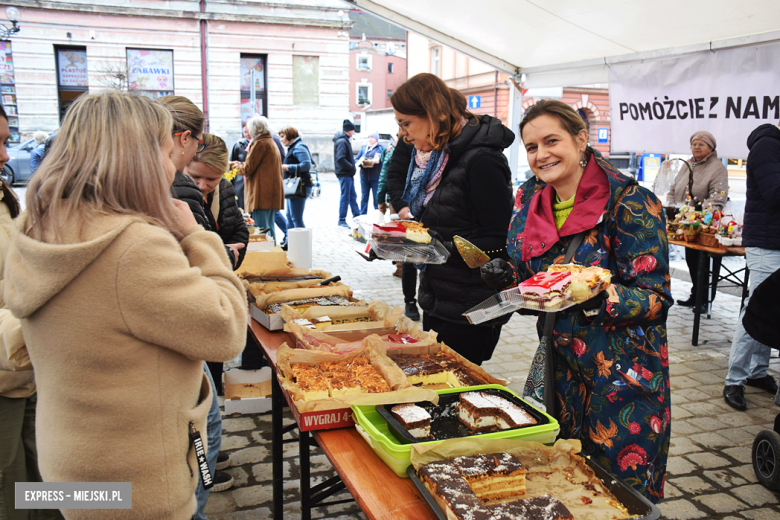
left=355, top=131, right=385, bottom=214
left=231, top=116, right=284, bottom=242
left=667, top=131, right=729, bottom=310
left=278, top=126, right=313, bottom=230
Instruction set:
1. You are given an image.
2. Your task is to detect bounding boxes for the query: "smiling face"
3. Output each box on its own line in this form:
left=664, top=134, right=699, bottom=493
left=522, top=114, right=588, bottom=189
left=161, top=134, right=177, bottom=186
left=690, top=139, right=712, bottom=162
left=184, top=160, right=222, bottom=196
left=394, top=110, right=432, bottom=152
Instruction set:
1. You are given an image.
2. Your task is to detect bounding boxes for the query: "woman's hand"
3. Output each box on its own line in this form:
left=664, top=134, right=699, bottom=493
left=226, top=243, right=246, bottom=263
left=398, top=207, right=412, bottom=220
left=171, top=199, right=198, bottom=235
left=378, top=203, right=388, bottom=214
left=282, top=164, right=289, bottom=172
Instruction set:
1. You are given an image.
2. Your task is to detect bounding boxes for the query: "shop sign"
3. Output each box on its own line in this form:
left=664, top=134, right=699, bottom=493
left=127, top=49, right=174, bottom=91
left=0, top=41, right=14, bottom=85
left=57, top=49, right=88, bottom=87
left=240, top=56, right=265, bottom=92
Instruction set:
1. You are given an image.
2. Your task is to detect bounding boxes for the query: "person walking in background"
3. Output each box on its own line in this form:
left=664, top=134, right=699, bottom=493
left=279, top=126, right=313, bottom=230
left=334, top=119, right=359, bottom=227
left=667, top=131, right=729, bottom=312
left=231, top=116, right=284, bottom=243
left=28, top=131, right=48, bottom=174
left=723, top=121, right=780, bottom=411
left=355, top=132, right=384, bottom=214
left=377, top=136, right=396, bottom=216
left=5, top=92, right=247, bottom=520
left=229, top=123, right=251, bottom=210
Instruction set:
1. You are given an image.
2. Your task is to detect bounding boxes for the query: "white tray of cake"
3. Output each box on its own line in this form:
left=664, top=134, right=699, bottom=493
left=464, top=264, right=611, bottom=325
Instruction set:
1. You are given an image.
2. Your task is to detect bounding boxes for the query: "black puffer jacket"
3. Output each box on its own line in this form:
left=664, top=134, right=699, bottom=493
left=386, top=139, right=414, bottom=212
left=170, top=171, right=211, bottom=231
left=333, top=132, right=356, bottom=177
left=206, top=179, right=249, bottom=269
left=743, top=124, right=780, bottom=250
left=230, top=138, right=249, bottom=163
left=418, top=115, right=515, bottom=325
left=743, top=266, right=780, bottom=349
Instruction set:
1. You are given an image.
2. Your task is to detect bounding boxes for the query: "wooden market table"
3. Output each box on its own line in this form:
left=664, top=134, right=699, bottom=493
left=247, top=316, right=437, bottom=520
left=669, top=239, right=748, bottom=346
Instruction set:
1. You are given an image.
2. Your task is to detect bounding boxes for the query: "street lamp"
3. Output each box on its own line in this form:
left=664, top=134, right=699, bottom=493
left=0, top=7, right=21, bottom=39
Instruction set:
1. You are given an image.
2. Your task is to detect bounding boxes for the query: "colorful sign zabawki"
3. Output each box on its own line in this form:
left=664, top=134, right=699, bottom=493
left=0, top=41, right=14, bottom=85
left=127, top=49, right=173, bottom=91
left=58, top=49, right=88, bottom=87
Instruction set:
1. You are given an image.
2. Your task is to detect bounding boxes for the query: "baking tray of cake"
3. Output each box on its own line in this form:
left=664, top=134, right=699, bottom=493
left=406, top=456, right=661, bottom=520
left=377, top=387, right=551, bottom=444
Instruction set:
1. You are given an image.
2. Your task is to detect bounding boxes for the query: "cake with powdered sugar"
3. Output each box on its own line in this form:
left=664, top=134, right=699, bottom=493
left=456, top=391, right=538, bottom=433
left=389, top=403, right=432, bottom=440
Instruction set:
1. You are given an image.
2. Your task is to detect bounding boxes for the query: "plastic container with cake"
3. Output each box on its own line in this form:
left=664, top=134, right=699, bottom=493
left=351, top=384, right=559, bottom=478
left=367, top=221, right=451, bottom=264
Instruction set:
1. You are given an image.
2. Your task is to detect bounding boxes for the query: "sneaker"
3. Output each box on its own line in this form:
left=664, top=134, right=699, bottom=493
left=211, top=470, right=234, bottom=492
left=404, top=302, right=421, bottom=321
left=337, top=221, right=350, bottom=228
left=216, top=451, right=231, bottom=471
left=746, top=375, right=778, bottom=394
left=723, top=385, right=747, bottom=411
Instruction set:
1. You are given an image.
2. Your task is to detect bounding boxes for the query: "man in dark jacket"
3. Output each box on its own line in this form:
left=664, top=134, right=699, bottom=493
left=230, top=124, right=250, bottom=209
left=171, top=172, right=211, bottom=231
left=334, top=119, right=359, bottom=227
left=724, top=122, right=780, bottom=410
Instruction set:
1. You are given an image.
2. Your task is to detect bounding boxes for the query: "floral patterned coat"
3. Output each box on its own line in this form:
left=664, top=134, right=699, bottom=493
left=507, top=155, right=671, bottom=502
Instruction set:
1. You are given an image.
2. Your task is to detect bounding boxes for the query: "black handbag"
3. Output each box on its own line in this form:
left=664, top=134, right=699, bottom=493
left=284, top=174, right=306, bottom=199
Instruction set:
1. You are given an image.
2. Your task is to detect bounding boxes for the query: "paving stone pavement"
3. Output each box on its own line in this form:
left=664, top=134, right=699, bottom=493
left=207, top=175, right=780, bottom=519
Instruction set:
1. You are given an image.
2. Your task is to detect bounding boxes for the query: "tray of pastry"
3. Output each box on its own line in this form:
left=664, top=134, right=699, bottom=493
left=366, top=221, right=451, bottom=264
left=463, top=264, right=611, bottom=324
left=408, top=453, right=660, bottom=520
left=377, top=386, right=553, bottom=444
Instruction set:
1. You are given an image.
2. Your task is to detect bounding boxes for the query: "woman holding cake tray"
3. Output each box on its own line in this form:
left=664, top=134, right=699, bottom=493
left=481, top=100, right=671, bottom=502
left=390, top=73, right=515, bottom=365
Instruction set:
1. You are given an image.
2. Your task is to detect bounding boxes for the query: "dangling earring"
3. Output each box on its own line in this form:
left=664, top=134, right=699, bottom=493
left=181, top=150, right=185, bottom=156
left=579, top=153, right=587, bottom=168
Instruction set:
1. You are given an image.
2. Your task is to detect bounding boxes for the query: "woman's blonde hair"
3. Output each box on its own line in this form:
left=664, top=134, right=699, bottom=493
left=23, top=91, right=182, bottom=241
left=157, top=95, right=204, bottom=136
left=191, top=134, right=228, bottom=175
left=390, top=73, right=474, bottom=151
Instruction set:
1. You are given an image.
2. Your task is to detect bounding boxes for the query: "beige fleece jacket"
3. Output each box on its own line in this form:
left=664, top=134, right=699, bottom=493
left=4, top=214, right=247, bottom=520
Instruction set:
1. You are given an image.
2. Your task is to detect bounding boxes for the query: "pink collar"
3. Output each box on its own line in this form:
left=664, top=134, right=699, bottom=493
left=520, top=155, right=610, bottom=262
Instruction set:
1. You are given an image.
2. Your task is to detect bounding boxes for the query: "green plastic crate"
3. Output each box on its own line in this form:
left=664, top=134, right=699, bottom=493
left=351, top=384, right=560, bottom=478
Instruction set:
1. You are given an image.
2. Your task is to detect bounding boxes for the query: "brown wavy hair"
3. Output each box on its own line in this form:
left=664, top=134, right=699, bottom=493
left=191, top=134, right=229, bottom=174
left=519, top=99, right=593, bottom=158
left=390, top=73, right=474, bottom=151
left=23, top=91, right=181, bottom=241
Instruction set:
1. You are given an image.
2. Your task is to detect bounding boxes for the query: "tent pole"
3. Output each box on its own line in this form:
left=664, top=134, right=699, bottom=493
left=506, top=76, right=523, bottom=185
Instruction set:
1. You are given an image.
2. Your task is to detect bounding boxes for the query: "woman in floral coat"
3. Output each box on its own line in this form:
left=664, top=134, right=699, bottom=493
left=482, top=100, right=671, bottom=502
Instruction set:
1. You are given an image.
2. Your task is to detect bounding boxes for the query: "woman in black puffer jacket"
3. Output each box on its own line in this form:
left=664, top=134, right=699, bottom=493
left=185, top=134, right=249, bottom=270
left=389, top=73, right=515, bottom=365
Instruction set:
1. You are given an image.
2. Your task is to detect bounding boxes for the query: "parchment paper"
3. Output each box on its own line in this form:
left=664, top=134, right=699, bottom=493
left=410, top=438, right=633, bottom=520
left=253, top=283, right=353, bottom=307
left=276, top=342, right=440, bottom=412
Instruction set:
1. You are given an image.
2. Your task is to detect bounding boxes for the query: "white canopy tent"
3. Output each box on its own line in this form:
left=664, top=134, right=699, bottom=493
left=347, top=0, right=780, bottom=165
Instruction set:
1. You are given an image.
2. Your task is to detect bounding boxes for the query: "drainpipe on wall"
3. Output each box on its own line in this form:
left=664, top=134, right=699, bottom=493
left=200, top=0, right=209, bottom=132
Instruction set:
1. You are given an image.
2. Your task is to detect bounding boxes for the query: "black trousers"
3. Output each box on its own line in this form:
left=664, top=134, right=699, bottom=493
left=685, top=248, right=722, bottom=301
left=402, top=263, right=417, bottom=304
left=422, top=312, right=503, bottom=366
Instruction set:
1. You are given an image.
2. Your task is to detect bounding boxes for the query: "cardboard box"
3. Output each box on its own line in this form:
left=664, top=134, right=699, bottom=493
left=280, top=383, right=356, bottom=431
left=224, top=367, right=273, bottom=415
left=250, top=302, right=285, bottom=331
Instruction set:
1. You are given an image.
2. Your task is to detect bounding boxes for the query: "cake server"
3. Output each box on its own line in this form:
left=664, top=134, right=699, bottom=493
left=453, top=236, right=491, bottom=269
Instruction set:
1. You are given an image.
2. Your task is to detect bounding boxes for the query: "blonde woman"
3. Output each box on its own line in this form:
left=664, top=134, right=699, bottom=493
left=185, top=134, right=249, bottom=270
left=230, top=115, right=284, bottom=241
left=4, top=92, right=246, bottom=520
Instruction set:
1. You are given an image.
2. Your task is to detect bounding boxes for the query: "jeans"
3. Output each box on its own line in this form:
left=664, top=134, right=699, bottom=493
left=338, top=176, right=359, bottom=224
left=251, top=209, right=276, bottom=242
left=725, top=247, right=780, bottom=386
left=286, top=187, right=312, bottom=229
left=193, top=362, right=222, bottom=520
left=233, top=176, right=244, bottom=210
left=360, top=172, right=380, bottom=215
left=274, top=211, right=287, bottom=244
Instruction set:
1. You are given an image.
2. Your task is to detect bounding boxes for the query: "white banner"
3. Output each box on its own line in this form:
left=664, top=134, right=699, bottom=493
left=126, top=49, right=174, bottom=92
left=609, top=43, right=780, bottom=159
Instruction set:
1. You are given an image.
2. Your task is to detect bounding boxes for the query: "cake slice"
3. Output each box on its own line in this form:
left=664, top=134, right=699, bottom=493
left=391, top=354, right=448, bottom=385
left=451, top=452, right=527, bottom=501
left=520, top=271, right=571, bottom=310
left=419, top=461, right=490, bottom=520
left=297, top=378, right=329, bottom=401
left=521, top=494, right=574, bottom=520
left=327, top=376, right=363, bottom=397
left=457, top=392, right=538, bottom=432
left=390, top=404, right=432, bottom=440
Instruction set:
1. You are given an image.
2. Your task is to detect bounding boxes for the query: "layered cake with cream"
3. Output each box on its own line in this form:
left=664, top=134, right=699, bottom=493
left=490, top=494, right=574, bottom=520
left=390, top=352, right=486, bottom=388
left=290, top=357, right=391, bottom=400
left=547, top=263, right=611, bottom=302
left=456, top=391, right=538, bottom=432
left=264, top=295, right=358, bottom=315
left=452, top=452, right=527, bottom=501
left=390, top=403, right=432, bottom=440
left=371, top=221, right=432, bottom=244
left=519, top=271, right=571, bottom=310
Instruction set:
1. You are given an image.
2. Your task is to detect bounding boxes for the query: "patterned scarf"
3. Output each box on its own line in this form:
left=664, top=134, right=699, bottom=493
left=401, top=147, right=449, bottom=217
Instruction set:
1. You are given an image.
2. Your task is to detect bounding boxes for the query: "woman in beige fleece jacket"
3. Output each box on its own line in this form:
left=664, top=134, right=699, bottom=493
left=3, top=92, right=247, bottom=520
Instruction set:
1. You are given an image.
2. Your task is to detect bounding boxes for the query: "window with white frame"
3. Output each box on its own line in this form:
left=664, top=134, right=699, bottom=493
left=387, top=62, right=394, bottom=74
left=431, top=47, right=441, bottom=76
left=357, top=54, right=372, bottom=71
left=357, top=83, right=372, bottom=106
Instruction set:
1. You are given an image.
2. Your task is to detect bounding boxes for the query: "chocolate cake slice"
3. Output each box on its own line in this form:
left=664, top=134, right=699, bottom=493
left=390, top=404, right=432, bottom=440
left=457, top=392, right=538, bottom=432
left=451, top=452, right=526, bottom=501
left=522, top=494, right=574, bottom=520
